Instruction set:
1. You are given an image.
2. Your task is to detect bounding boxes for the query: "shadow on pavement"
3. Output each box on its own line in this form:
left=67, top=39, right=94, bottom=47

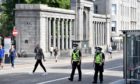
left=0, top=72, right=122, bottom=84
left=49, top=58, right=123, bottom=71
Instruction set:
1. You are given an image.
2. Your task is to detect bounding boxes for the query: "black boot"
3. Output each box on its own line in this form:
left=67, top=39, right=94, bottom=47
left=78, top=79, right=81, bottom=81
left=92, top=81, right=97, bottom=84
left=68, top=78, right=73, bottom=81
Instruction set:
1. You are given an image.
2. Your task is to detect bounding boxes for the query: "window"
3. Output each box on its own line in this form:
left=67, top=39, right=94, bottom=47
left=112, top=4, right=117, bottom=15
left=94, top=5, right=98, bottom=13
left=112, top=21, right=116, bottom=31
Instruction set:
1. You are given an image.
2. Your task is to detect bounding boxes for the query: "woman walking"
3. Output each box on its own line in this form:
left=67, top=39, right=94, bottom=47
left=9, top=45, right=16, bottom=68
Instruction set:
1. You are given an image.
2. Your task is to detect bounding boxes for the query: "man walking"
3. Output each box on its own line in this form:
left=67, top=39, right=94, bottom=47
left=68, top=44, right=82, bottom=81
left=92, top=47, right=105, bottom=84
left=32, top=44, right=47, bottom=75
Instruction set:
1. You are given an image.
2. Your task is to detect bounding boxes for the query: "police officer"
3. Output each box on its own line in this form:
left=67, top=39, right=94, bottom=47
left=68, top=44, right=82, bottom=81
left=92, top=47, right=105, bottom=84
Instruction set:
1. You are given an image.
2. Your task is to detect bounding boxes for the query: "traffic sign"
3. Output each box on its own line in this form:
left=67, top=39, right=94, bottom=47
left=12, top=27, right=18, bottom=36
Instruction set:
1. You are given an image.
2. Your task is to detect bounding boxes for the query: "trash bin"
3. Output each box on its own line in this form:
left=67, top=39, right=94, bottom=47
left=4, top=54, right=10, bottom=64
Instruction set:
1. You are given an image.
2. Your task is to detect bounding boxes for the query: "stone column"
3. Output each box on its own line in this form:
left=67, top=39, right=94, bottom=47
left=98, top=22, right=101, bottom=46
left=93, top=22, right=95, bottom=46
left=89, top=9, right=94, bottom=53
left=102, top=22, right=105, bottom=45
left=77, top=6, right=84, bottom=48
left=101, top=22, right=103, bottom=45
left=61, top=19, right=64, bottom=50
left=97, top=22, right=99, bottom=46
left=106, top=19, right=111, bottom=46
left=66, top=19, right=68, bottom=49
left=48, top=18, right=52, bottom=50
left=57, top=18, right=60, bottom=50
left=100, top=23, right=102, bottom=45
left=40, top=17, right=47, bottom=52
left=53, top=18, right=56, bottom=48
left=46, top=17, right=49, bottom=52
left=95, top=22, right=97, bottom=46
left=98, top=23, right=100, bottom=46
left=69, top=19, right=72, bottom=49
left=100, top=23, right=102, bottom=46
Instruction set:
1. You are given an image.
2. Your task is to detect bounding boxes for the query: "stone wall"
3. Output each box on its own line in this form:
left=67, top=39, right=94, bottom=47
left=15, top=3, right=110, bottom=57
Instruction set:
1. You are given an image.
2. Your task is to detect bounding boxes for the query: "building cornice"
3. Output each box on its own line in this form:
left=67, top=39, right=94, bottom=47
left=15, top=4, right=75, bottom=15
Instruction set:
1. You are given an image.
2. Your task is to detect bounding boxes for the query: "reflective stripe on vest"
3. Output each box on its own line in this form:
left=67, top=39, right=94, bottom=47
left=95, top=53, right=102, bottom=64
left=72, top=50, right=80, bottom=61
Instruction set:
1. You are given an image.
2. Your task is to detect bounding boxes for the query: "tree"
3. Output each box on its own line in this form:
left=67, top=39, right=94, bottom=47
left=0, top=0, right=70, bottom=36
left=0, top=0, right=16, bottom=36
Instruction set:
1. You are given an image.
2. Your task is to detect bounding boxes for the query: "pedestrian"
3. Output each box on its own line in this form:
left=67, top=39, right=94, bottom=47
left=108, top=46, right=112, bottom=59
left=50, top=46, right=53, bottom=56
left=53, top=47, right=58, bottom=62
left=0, top=45, right=4, bottom=69
left=68, top=44, right=82, bottom=82
left=32, top=44, right=47, bottom=75
left=92, top=47, right=105, bottom=84
left=9, top=45, right=16, bottom=68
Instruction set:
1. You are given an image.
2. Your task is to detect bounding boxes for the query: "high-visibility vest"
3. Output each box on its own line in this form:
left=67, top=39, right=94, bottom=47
left=95, top=53, right=102, bottom=64
left=72, top=50, right=80, bottom=61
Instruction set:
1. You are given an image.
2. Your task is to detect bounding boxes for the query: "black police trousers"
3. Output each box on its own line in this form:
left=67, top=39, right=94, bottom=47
left=93, top=63, right=104, bottom=82
left=70, top=61, right=82, bottom=80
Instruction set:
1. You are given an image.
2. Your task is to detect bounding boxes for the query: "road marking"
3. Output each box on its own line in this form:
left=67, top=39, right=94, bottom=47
left=36, top=65, right=122, bottom=84
left=106, top=65, right=123, bottom=70
left=37, top=76, right=69, bottom=84
left=109, top=79, right=124, bottom=84
left=110, top=79, right=140, bottom=84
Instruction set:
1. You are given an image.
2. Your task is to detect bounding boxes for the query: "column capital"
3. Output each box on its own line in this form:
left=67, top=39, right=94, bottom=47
left=57, top=18, right=60, bottom=21
left=53, top=18, right=56, bottom=20
left=48, top=17, right=52, bottom=20
left=65, top=19, right=68, bottom=22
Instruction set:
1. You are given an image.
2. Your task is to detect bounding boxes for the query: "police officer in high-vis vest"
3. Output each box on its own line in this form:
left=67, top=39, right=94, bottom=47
left=68, top=44, right=82, bottom=81
left=93, top=47, right=105, bottom=84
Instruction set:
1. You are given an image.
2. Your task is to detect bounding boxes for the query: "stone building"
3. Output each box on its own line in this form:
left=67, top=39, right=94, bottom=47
left=15, top=0, right=110, bottom=57
left=94, top=0, right=140, bottom=50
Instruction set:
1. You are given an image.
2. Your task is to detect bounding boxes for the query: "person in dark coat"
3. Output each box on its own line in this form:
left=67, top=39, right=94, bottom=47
left=32, top=44, right=47, bottom=74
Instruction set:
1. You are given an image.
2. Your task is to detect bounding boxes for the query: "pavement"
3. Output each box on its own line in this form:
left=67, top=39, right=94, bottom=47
left=0, top=51, right=123, bottom=84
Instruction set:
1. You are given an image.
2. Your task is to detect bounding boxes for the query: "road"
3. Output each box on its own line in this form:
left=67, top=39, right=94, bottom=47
left=0, top=52, right=123, bottom=84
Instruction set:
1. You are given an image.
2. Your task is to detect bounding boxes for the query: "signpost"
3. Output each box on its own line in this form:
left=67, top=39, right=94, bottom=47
left=4, top=37, right=11, bottom=63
